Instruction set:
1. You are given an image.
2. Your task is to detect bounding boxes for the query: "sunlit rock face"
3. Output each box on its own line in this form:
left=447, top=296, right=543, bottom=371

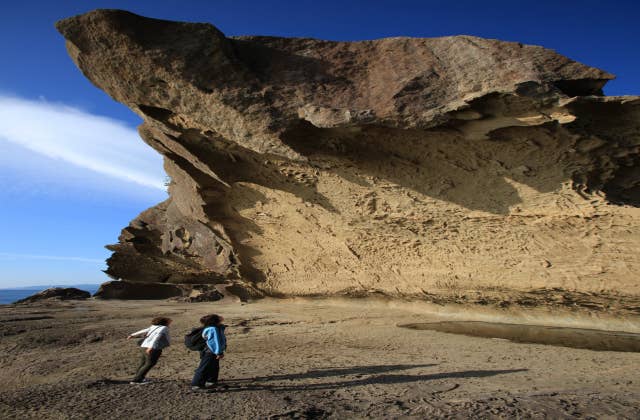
left=57, top=10, right=640, bottom=306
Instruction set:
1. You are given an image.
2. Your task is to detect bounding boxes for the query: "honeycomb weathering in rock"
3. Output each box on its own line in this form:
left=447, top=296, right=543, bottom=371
left=57, top=9, right=640, bottom=304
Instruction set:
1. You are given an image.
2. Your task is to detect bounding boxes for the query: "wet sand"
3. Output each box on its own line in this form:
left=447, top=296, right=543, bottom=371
left=399, top=321, right=640, bottom=352
left=1, top=298, right=639, bottom=419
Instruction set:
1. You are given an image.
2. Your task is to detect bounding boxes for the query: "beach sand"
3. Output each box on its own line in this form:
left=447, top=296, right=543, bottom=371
left=1, top=298, right=639, bottom=418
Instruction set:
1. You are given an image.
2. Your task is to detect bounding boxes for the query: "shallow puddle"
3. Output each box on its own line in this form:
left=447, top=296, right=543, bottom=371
left=399, top=321, right=640, bottom=352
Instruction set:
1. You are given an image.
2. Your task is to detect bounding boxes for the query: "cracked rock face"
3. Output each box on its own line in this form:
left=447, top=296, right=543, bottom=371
left=57, top=10, right=640, bottom=303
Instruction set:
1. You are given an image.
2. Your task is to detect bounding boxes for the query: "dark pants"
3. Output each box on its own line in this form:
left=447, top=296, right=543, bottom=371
left=132, top=348, right=162, bottom=382
left=191, top=349, right=220, bottom=387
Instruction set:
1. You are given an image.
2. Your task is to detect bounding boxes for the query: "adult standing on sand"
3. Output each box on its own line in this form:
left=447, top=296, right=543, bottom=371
left=191, top=314, right=227, bottom=391
left=127, top=317, right=172, bottom=384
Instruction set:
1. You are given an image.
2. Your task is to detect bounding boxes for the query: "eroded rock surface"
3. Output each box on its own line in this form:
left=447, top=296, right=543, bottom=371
left=57, top=10, right=640, bottom=305
left=93, top=280, right=244, bottom=301
left=93, top=281, right=186, bottom=300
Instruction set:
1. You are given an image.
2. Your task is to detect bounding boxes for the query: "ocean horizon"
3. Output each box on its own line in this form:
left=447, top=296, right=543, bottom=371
left=0, top=284, right=101, bottom=304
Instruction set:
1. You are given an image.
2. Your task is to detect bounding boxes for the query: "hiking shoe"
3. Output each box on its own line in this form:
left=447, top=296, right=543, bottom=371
left=129, top=380, right=150, bottom=385
left=206, top=382, right=229, bottom=389
left=191, top=386, right=211, bottom=392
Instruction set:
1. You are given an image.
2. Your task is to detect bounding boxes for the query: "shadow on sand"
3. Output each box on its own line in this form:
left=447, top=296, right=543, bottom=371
left=219, top=364, right=527, bottom=392
left=97, top=364, right=527, bottom=393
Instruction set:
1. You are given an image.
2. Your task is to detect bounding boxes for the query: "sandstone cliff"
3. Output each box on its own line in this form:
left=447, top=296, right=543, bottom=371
left=56, top=10, right=640, bottom=308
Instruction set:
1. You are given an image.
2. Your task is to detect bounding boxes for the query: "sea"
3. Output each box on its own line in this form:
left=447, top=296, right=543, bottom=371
left=0, top=284, right=101, bottom=305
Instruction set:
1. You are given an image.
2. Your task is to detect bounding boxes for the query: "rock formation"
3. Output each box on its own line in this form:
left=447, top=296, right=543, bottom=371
left=15, top=287, right=91, bottom=304
left=56, top=10, right=640, bottom=308
left=94, top=280, right=232, bottom=302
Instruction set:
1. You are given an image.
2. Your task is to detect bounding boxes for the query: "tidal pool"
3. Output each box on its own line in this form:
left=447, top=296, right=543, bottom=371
left=399, top=321, right=640, bottom=352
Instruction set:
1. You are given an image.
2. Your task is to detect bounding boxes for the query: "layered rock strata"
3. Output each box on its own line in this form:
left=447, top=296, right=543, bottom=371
left=57, top=10, right=640, bottom=306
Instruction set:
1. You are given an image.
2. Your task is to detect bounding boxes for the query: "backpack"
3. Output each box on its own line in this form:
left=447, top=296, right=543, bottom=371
left=184, top=327, right=206, bottom=351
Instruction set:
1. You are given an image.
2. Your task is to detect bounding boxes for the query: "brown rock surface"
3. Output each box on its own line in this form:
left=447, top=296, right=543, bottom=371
left=93, top=281, right=186, bottom=300
left=14, top=287, right=90, bottom=304
left=93, top=280, right=242, bottom=301
left=56, top=10, right=640, bottom=306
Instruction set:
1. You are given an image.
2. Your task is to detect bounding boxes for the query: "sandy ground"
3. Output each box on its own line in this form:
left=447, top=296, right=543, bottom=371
left=1, top=298, right=639, bottom=419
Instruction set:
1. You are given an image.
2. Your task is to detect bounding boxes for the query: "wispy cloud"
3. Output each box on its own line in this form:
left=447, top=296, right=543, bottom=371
left=0, top=95, right=165, bottom=190
left=0, top=252, right=104, bottom=263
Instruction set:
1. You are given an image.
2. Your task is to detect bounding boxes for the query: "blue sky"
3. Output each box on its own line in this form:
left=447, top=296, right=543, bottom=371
left=0, top=1, right=638, bottom=288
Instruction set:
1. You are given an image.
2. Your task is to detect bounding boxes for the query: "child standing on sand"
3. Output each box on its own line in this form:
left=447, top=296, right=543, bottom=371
left=127, top=317, right=172, bottom=384
left=191, top=314, right=227, bottom=391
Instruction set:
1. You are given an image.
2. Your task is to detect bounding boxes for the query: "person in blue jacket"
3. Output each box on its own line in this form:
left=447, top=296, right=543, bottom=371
left=191, top=314, right=227, bottom=391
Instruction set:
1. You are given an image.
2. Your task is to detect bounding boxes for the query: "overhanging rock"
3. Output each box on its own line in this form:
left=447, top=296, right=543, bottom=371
left=57, top=10, right=640, bottom=308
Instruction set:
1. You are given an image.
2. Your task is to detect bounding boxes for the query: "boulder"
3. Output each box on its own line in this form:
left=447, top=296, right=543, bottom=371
left=93, top=280, right=256, bottom=301
left=15, top=287, right=91, bottom=304
left=169, top=284, right=224, bottom=302
left=93, top=281, right=186, bottom=300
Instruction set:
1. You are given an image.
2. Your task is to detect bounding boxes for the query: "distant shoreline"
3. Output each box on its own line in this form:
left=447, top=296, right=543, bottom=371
left=0, top=283, right=101, bottom=291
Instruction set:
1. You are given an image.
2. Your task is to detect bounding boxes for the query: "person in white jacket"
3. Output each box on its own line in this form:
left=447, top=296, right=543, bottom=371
left=127, top=317, right=172, bottom=384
